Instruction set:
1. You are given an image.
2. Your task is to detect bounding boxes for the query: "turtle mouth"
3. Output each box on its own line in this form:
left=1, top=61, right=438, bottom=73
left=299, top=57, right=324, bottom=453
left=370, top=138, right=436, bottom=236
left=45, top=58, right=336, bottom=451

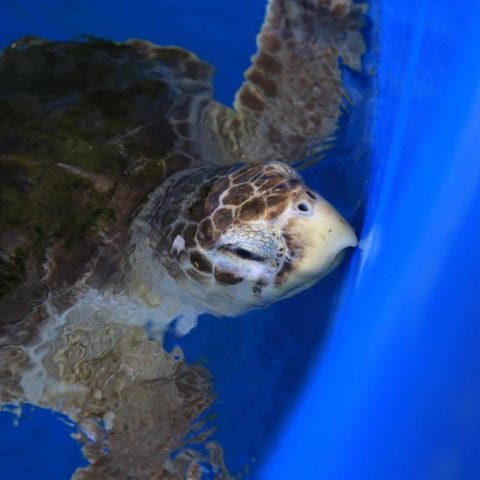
left=325, top=249, right=348, bottom=275
left=273, top=243, right=355, bottom=303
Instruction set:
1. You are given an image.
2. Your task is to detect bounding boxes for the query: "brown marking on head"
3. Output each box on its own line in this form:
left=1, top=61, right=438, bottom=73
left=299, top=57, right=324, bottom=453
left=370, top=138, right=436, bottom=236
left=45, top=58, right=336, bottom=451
left=266, top=193, right=286, bottom=207
left=275, top=228, right=304, bottom=286
left=232, top=164, right=263, bottom=185
left=239, top=197, right=267, bottom=221
left=257, top=176, right=286, bottom=191
left=197, top=218, right=215, bottom=248
left=275, top=256, right=294, bottom=286
left=222, top=183, right=254, bottom=206
left=205, top=191, right=220, bottom=214
left=204, top=176, right=231, bottom=214
left=283, top=229, right=300, bottom=256
left=213, top=208, right=234, bottom=231
left=288, top=178, right=303, bottom=192
left=189, top=250, right=213, bottom=274
left=253, top=173, right=274, bottom=186
left=266, top=199, right=289, bottom=221
left=208, top=176, right=230, bottom=194
left=252, top=279, right=267, bottom=296
left=214, top=268, right=243, bottom=285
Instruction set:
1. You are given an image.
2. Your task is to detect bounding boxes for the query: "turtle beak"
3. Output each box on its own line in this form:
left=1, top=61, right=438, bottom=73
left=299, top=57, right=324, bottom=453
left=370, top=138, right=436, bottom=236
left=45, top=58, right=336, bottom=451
left=278, top=196, right=358, bottom=298
left=300, top=196, right=358, bottom=276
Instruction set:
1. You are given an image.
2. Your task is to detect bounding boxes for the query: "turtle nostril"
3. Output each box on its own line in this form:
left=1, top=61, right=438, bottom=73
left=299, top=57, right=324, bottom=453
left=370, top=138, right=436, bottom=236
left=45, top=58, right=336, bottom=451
left=297, top=202, right=310, bottom=212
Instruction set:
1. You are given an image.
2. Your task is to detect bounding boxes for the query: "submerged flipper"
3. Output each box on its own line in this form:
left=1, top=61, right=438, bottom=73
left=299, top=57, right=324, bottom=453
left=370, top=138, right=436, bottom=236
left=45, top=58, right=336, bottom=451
left=205, top=0, right=366, bottom=165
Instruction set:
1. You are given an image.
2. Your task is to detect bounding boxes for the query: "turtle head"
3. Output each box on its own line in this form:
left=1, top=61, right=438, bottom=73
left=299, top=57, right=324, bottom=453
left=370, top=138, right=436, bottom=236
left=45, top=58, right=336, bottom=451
left=133, top=161, right=357, bottom=317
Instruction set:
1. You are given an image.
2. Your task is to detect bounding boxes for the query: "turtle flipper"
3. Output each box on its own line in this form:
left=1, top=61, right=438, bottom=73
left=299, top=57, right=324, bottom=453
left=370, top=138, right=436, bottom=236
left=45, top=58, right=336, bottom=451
left=208, top=0, right=367, bottom=165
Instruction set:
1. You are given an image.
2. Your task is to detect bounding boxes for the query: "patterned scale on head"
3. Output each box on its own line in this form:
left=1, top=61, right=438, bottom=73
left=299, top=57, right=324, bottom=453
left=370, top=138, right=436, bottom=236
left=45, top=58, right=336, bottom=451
left=130, top=160, right=357, bottom=317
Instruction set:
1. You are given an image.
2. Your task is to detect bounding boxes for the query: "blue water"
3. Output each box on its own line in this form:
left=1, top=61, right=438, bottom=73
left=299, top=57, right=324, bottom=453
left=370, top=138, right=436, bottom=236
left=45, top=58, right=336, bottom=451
left=0, top=406, right=88, bottom=479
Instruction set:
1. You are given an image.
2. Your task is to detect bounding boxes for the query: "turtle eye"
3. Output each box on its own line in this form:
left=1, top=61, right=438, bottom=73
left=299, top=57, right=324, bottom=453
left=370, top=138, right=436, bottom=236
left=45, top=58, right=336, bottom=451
left=233, top=247, right=261, bottom=261
left=221, top=245, right=266, bottom=262
left=294, top=200, right=313, bottom=215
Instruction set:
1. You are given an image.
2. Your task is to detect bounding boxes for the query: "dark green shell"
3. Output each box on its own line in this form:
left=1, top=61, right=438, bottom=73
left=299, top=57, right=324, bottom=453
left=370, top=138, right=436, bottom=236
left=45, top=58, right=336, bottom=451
left=0, top=37, right=214, bottom=338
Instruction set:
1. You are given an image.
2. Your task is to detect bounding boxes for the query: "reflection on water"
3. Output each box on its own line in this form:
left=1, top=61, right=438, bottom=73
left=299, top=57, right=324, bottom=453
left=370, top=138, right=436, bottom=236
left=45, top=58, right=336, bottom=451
left=1, top=319, right=228, bottom=478
left=0, top=1, right=372, bottom=478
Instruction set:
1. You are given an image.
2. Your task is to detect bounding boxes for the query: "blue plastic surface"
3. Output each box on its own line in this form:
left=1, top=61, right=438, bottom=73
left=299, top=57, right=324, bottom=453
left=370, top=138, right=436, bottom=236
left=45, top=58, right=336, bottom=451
left=1, top=1, right=480, bottom=479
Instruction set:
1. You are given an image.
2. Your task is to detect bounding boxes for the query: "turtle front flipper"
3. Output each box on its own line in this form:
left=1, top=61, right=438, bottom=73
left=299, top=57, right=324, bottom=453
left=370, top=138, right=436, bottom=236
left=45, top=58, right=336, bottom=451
left=206, top=0, right=367, bottom=165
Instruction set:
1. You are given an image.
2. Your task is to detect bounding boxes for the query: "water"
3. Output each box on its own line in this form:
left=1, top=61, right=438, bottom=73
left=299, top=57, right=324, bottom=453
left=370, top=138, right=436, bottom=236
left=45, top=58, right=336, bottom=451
left=0, top=405, right=88, bottom=479
left=0, top=1, right=373, bottom=478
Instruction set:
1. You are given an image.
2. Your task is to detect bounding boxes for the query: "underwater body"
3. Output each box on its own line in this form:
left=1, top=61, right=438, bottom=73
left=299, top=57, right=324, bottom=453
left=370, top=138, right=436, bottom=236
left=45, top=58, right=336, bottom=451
left=0, top=1, right=373, bottom=478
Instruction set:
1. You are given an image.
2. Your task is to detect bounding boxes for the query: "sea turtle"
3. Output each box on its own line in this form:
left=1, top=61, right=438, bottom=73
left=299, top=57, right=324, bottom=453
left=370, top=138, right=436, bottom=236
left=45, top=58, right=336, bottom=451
left=0, top=0, right=366, bottom=478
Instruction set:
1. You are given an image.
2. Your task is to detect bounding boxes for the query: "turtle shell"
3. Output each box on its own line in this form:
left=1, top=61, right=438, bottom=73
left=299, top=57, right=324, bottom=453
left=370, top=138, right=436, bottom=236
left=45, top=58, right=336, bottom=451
left=0, top=37, right=215, bottom=344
